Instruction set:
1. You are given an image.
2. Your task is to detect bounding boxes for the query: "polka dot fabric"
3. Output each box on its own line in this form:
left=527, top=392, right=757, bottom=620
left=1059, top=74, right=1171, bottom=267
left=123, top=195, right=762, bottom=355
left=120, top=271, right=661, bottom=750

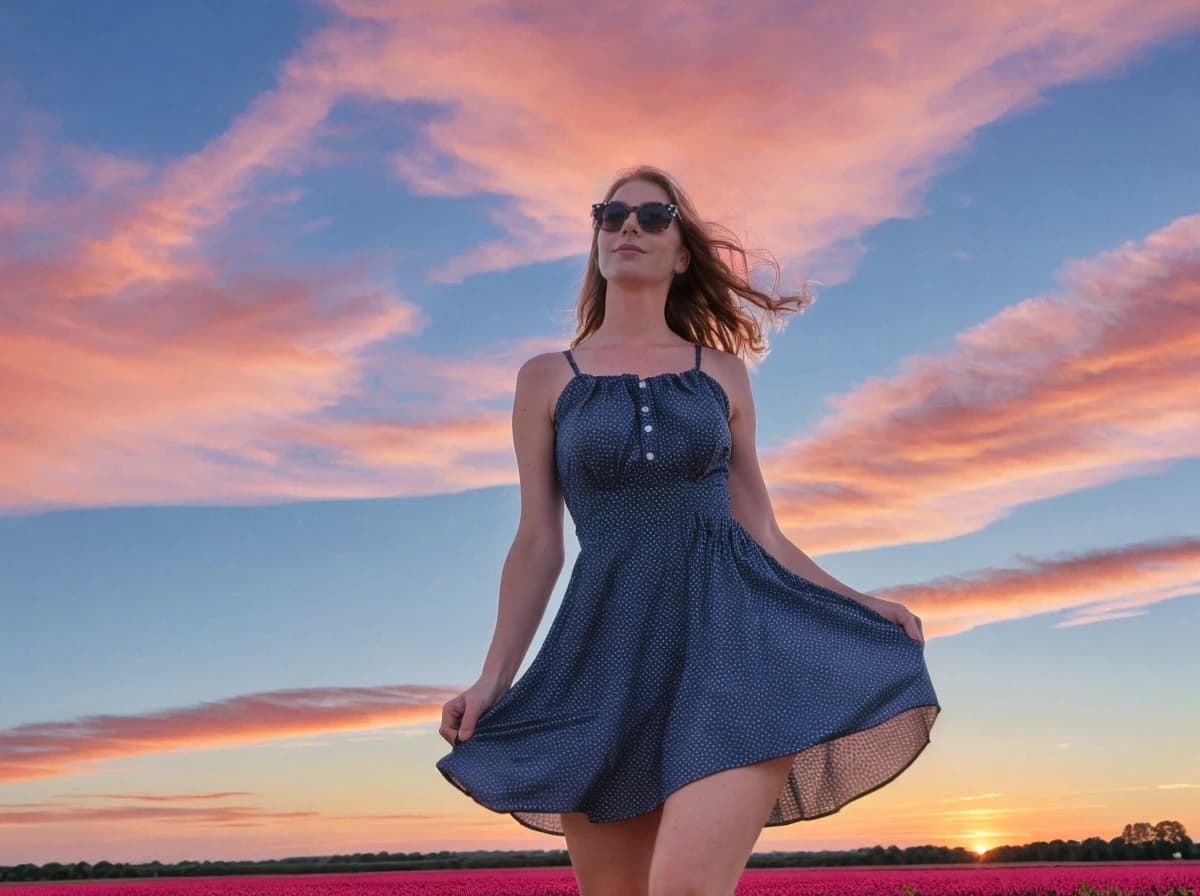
left=436, top=342, right=940, bottom=836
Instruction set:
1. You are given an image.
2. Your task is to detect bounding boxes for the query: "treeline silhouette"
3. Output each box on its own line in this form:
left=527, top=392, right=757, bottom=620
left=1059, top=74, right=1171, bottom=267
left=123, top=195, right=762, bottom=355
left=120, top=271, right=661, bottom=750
left=0, top=819, right=1191, bottom=882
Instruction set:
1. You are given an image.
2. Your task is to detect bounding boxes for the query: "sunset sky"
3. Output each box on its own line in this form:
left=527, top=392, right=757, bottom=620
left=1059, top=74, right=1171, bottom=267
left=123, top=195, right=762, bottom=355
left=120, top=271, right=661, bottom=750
left=2, top=0, right=1199, bottom=867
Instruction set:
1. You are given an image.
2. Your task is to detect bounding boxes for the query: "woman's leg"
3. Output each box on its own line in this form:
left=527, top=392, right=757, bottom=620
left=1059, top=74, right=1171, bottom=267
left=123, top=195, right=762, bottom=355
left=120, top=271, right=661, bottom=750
left=648, top=752, right=798, bottom=896
left=562, top=803, right=664, bottom=896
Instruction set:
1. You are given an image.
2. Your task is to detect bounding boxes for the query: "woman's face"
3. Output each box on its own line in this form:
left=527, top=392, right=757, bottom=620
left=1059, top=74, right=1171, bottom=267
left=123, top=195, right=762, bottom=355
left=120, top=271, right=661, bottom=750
left=595, top=180, right=689, bottom=287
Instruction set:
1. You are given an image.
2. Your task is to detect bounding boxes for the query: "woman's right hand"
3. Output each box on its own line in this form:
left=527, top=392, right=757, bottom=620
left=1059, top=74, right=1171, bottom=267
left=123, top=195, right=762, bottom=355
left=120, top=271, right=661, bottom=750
left=440, top=677, right=510, bottom=746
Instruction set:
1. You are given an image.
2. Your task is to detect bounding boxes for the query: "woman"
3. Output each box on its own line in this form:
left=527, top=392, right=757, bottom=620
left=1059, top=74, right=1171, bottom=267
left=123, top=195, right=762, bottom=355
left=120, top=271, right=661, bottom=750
left=436, top=165, right=940, bottom=896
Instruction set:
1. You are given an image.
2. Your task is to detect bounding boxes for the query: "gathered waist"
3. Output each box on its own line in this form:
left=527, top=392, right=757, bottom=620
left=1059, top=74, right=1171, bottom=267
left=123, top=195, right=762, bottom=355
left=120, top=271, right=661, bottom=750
left=569, top=476, right=732, bottom=547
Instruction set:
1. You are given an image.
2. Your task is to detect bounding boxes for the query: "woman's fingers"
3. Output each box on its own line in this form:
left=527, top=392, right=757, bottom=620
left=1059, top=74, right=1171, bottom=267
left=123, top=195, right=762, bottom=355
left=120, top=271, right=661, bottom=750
left=441, top=696, right=465, bottom=745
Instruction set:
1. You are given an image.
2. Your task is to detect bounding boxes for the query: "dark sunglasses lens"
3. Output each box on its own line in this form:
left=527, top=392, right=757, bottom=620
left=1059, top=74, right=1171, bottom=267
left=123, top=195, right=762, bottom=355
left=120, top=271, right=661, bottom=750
left=597, top=203, right=624, bottom=231
left=597, top=202, right=629, bottom=231
left=638, top=203, right=672, bottom=232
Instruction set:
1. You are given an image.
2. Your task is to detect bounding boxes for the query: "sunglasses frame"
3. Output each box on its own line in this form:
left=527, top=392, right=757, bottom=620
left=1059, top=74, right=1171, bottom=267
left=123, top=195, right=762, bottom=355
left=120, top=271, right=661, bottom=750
left=591, top=200, right=679, bottom=234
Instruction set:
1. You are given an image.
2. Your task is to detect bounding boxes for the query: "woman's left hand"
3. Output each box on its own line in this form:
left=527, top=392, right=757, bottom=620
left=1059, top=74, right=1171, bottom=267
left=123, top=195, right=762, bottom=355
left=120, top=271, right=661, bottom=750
left=864, top=597, right=925, bottom=646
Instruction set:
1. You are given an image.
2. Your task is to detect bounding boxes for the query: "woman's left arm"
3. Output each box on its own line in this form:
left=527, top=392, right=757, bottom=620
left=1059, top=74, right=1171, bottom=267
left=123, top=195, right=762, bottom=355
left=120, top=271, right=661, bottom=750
left=718, top=354, right=925, bottom=646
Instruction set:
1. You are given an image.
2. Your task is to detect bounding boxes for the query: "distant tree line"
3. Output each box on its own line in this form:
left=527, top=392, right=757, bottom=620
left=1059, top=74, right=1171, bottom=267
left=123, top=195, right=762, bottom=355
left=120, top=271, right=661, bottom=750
left=747, top=822, right=1193, bottom=868
left=0, top=820, right=1191, bottom=882
left=978, top=821, right=1192, bottom=865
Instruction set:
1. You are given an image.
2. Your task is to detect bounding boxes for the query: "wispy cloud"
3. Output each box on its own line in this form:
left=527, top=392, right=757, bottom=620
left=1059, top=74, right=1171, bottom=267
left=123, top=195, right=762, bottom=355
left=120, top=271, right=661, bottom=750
left=1064, top=783, right=1200, bottom=794
left=874, top=802, right=1108, bottom=820
left=762, top=214, right=1200, bottom=555
left=0, top=790, right=326, bottom=828
left=3, top=1, right=1198, bottom=515
left=938, top=803, right=1108, bottom=817
left=58, top=791, right=256, bottom=802
left=0, top=803, right=315, bottom=827
left=879, top=536, right=1200, bottom=637
left=320, top=0, right=1200, bottom=283
left=0, top=684, right=456, bottom=784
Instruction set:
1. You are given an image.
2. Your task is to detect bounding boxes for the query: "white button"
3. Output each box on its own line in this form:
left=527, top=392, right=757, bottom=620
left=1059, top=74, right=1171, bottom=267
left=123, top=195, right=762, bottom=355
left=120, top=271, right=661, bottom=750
left=638, top=380, right=647, bottom=388
left=644, top=424, right=652, bottom=432
left=645, top=451, right=654, bottom=460
left=641, top=405, right=649, bottom=413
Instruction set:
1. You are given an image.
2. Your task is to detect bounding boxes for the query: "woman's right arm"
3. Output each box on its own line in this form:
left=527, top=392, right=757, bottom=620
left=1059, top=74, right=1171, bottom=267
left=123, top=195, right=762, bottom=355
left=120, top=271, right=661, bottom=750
left=440, top=354, right=567, bottom=744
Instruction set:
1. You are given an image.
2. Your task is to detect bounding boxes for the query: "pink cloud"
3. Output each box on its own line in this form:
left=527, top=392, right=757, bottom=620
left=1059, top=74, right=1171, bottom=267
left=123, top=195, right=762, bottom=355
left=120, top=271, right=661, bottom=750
left=2, top=0, right=1197, bottom=553
left=0, top=684, right=457, bottom=784
left=0, top=803, right=315, bottom=827
left=316, top=0, right=1200, bottom=283
left=59, top=791, right=256, bottom=802
left=880, top=536, right=1200, bottom=638
left=760, top=214, right=1200, bottom=556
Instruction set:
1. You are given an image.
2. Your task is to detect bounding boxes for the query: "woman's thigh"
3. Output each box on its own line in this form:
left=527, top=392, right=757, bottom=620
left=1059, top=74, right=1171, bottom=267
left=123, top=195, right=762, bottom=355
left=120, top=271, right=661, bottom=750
left=649, top=752, right=798, bottom=896
left=561, top=803, right=664, bottom=896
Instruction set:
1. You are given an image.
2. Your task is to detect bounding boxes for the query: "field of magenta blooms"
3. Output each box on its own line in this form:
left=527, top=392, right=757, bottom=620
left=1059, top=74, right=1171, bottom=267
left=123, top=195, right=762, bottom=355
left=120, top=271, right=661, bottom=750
left=3, top=863, right=1198, bottom=895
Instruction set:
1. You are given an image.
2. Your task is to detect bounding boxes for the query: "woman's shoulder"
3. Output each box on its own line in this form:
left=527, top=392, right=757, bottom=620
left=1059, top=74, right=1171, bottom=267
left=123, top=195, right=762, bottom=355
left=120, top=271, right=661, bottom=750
left=515, top=350, right=577, bottom=422
left=701, top=343, right=749, bottom=378
left=517, top=349, right=571, bottom=376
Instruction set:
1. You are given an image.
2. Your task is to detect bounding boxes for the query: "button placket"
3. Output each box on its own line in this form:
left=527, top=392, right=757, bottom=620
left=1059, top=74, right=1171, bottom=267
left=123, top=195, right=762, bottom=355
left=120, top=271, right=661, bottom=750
left=637, top=378, right=655, bottom=460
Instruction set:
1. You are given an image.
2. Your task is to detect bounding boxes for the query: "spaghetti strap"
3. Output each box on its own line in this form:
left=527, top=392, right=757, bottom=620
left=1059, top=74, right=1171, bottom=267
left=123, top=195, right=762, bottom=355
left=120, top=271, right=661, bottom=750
left=694, top=342, right=703, bottom=370
left=563, top=348, right=581, bottom=376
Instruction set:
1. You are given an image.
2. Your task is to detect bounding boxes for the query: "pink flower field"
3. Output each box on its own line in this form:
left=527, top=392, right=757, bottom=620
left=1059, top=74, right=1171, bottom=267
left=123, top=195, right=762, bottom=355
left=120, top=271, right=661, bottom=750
left=4, top=862, right=1198, bottom=895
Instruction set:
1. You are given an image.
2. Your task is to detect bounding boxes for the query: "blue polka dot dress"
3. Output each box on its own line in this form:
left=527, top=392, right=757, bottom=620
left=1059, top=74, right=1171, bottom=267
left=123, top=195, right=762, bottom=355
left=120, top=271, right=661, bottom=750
left=436, top=342, right=940, bottom=835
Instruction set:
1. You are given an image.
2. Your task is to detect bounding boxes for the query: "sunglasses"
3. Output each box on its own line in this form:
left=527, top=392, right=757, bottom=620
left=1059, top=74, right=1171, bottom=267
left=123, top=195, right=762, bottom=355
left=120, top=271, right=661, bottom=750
left=591, top=200, right=679, bottom=234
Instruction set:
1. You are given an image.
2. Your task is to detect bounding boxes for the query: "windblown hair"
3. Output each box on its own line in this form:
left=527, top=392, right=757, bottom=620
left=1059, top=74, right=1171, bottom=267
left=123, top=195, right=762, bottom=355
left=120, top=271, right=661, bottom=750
left=570, top=165, right=814, bottom=360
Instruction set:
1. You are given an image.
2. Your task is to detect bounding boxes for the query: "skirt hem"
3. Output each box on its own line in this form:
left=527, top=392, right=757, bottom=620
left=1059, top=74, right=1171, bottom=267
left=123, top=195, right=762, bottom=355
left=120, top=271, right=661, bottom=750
left=436, top=702, right=941, bottom=837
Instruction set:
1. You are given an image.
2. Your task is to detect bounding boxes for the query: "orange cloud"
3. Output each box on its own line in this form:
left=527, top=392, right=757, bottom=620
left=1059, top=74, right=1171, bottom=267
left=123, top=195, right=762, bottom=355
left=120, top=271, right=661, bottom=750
left=0, top=793, right=435, bottom=827
left=0, top=684, right=457, bottom=784
left=316, top=0, right=1200, bottom=283
left=940, top=793, right=1005, bottom=802
left=3, top=0, right=1197, bottom=545
left=58, top=791, right=255, bottom=802
left=761, top=214, right=1200, bottom=557
left=854, top=536, right=1199, bottom=638
left=0, top=803, right=315, bottom=827
left=0, top=265, right=420, bottom=513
